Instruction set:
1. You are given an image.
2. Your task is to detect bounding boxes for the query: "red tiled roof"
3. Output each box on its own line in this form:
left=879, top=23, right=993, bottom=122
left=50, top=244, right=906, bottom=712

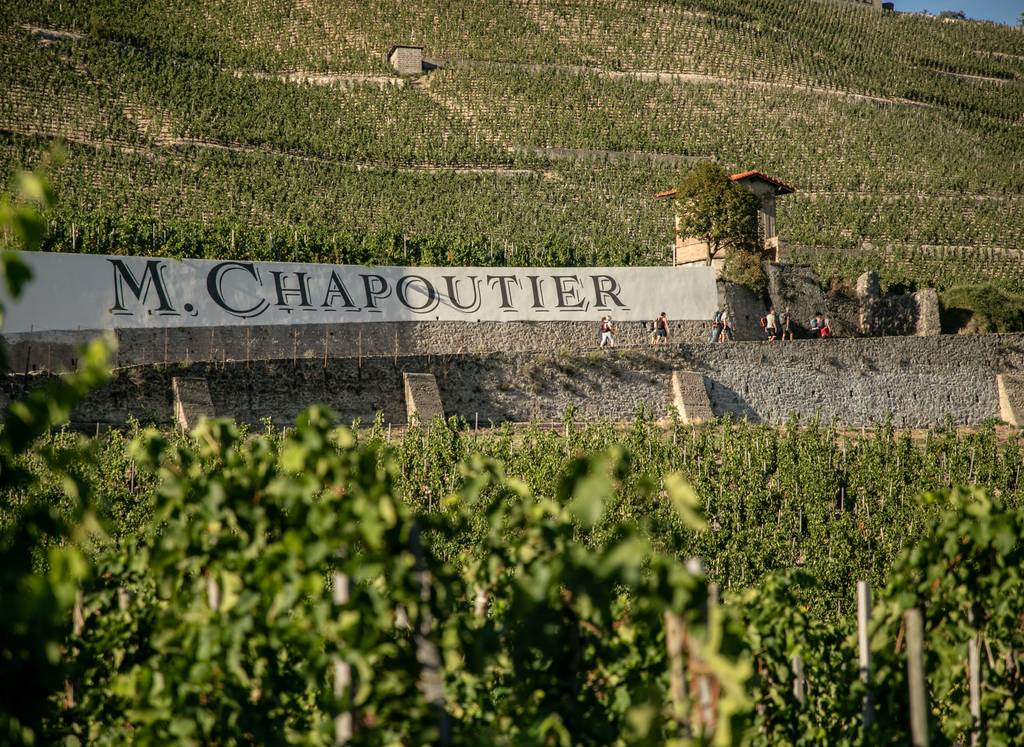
left=655, top=171, right=795, bottom=198
left=728, top=170, right=796, bottom=194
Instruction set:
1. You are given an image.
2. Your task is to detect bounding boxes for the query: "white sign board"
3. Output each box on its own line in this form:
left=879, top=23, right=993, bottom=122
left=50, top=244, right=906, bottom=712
left=0, top=252, right=718, bottom=333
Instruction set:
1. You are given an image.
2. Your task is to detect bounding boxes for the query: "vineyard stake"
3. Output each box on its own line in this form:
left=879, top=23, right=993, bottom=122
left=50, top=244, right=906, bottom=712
left=64, top=589, right=85, bottom=709
left=409, top=523, right=452, bottom=745
left=968, top=609, right=982, bottom=746
left=474, top=586, right=488, bottom=617
left=686, top=558, right=716, bottom=735
left=663, top=610, right=688, bottom=731
left=857, top=580, right=874, bottom=732
left=791, top=655, right=805, bottom=706
left=905, top=608, right=929, bottom=747
left=333, top=572, right=353, bottom=745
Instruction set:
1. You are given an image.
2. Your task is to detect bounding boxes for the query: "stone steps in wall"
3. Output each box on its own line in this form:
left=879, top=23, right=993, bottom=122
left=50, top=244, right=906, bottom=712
left=671, top=370, right=713, bottom=424
left=997, top=374, right=1024, bottom=427
left=403, top=372, right=445, bottom=424
left=172, top=376, right=215, bottom=431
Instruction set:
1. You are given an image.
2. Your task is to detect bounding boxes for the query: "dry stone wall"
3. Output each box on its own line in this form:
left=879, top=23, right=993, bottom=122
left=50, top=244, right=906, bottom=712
left=2, top=319, right=710, bottom=373
left=4, top=334, right=1023, bottom=430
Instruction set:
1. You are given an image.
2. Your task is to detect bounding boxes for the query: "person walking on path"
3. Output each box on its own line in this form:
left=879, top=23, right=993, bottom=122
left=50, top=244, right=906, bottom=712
left=764, top=307, right=779, bottom=341
left=810, top=311, right=833, bottom=338
left=709, top=307, right=725, bottom=344
left=720, top=308, right=732, bottom=342
left=782, top=307, right=794, bottom=341
left=599, top=316, right=615, bottom=348
left=809, top=311, right=823, bottom=338
left=819, top=313, right=832, bottom=338
left=654, top=312, right=669, bottom=346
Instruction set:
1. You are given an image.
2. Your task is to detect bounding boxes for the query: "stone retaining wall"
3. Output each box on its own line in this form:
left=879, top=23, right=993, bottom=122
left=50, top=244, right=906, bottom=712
left=2, top=319, right=709, bottom=372
left=3, top=334, right=1022, bottom=430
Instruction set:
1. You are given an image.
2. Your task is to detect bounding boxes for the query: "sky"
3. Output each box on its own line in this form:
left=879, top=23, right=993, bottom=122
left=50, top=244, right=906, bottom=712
left=896, top=0, right=1022, bottom=25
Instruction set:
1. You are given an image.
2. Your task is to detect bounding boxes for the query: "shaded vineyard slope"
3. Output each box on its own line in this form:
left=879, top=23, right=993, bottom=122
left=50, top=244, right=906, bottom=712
left=0, top=0, right=1021, bottom=288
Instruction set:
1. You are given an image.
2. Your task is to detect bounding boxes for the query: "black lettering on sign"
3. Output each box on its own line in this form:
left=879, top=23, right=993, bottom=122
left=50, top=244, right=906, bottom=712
left=526, top=276, right=547, bottom=311
left=443, top=276, right=481, bottom=313
left=592, top=275, right=628, bottom=309
left=321, top=271, right=359, bottom=311
left=206, top=262, right=270, bottom=319
left=486, top=275, right=522, bottom=311
left=396, top=276, right=439, bottom=313
left=361, top=274, right=391, bottom=311
left=270, top=271, right=314, bottom=312
left=552, top=275, right=588, bottom=311
left=109, top=259, right=178, bottom=316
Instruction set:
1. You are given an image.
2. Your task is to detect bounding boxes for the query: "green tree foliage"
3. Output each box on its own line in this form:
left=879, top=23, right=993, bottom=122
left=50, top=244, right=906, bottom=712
left=0, top=161, right=111, bottom=746
left=721, top=249, right=767, bottom=295
left=48, top=413, right=749, bottom=745
left=739, top=571, right=856, bottom=744
left=3, top=410, right=1020, bottom=744
left=940, top=283, right=1024, bottom=332
left=870, top=489, right=1024, bottom=745
left=672, top=164, right=759, bottom=266
left=3, top=393, right=1024, bottom=743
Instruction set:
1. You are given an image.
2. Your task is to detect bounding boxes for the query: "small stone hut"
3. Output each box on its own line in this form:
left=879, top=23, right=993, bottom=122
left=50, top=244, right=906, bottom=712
left=387, top=45, right=424, bottom=76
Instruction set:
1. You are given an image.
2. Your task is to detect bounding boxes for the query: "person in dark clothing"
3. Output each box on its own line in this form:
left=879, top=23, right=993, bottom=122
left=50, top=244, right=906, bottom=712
left=654, top=312, right=669, bottom=345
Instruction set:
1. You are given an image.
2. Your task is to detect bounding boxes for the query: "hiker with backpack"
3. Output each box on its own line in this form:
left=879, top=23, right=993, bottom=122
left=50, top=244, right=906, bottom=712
left=761, top=307, right=779, bottom=341
left=709, top=306, right=725, bottom=343
left=599, top=316, right=615, bottom=348
left=809, top=311, right=831, bottom=338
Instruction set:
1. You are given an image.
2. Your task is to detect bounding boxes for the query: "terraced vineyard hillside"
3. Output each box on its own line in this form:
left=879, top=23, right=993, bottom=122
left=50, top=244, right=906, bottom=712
left=1, top=0, right=1022, bottom=290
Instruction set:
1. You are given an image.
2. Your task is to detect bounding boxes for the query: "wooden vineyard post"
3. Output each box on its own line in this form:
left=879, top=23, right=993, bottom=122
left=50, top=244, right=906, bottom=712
left=791, top=655, right=806, bottom=706
left=333, top=572, right=353, bottom=745
left=968, top=613, right=982, bottom=747
left=473, top=586, right=489, bottom=618
left=207, top=573, right=220, bottom=612
left=664, top=609, right=688, bottom=731
left=409, top=523, right=451, bottom=745
left=857, top=580, right=874, bottom=733
left=905, top=608, right=929, bottom=747
left=687, top=558, right=717, bottom=736
left=64, top=589, right=85, bottom=709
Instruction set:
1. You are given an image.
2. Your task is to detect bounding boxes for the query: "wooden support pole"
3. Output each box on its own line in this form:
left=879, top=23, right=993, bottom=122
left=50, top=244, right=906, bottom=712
left=409, top=523, right=451, bottom=745
left=664, top=610, right=688, bottom=730
left=857, top=580, right=874, bottom=732
left=968, top=633, right=982, bottom=746
left=333, top=572, right=353, bottom=745
left=64, top=589, right=85, bottom=709
left=473, top=586, right=489, bottom=618
left=686, top=558, right=716, bottom=736
left=905, top=608, right=929, bottom=747
left=791, top=655, right=805, bottom=706
left=206, top=574, right=220, bottom=612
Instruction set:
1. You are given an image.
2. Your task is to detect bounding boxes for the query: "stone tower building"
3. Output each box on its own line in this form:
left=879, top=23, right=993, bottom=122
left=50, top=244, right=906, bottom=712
left=656, top=171, right=796, bottom=268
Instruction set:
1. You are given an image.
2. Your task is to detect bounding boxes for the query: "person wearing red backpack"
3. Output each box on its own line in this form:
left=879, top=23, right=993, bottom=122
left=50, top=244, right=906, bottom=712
left=598, top=316, right=615, bottom=348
